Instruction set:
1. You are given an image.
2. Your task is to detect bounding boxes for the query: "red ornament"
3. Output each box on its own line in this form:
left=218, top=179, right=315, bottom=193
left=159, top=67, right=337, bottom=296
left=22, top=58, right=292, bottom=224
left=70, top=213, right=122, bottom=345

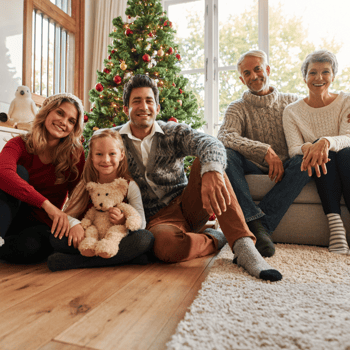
left=113, top=123, right=116, bottom=127
left=177, top=99, right=182, bottom=106
left=169, top=21, right=173, bottom=28
left=84, top=115, right=88, bottom=123
left=80, top=136, right=85, bottom=143
left=209, top=213, right=216, bottom=221
left=168, top=47, right=174, bottom=54
left=103, top=68, right=111, bottom=74
left=168, top=117, right=178, bottom=123
left=148, top=32, right=154, bottom=37
left=128, top=15, right=131, bottom=19
left=172, top=83, right=176, bottom=87
left=108, top=55, right=111, bottom=60
left=179, top=88, right=183, bottom=94
left=164, top=20, right=168, bottom=26
left=142, top=54, right=151, bottom=62
left=113, top=75, right=122, bottom=84
left=125, top=29, right=133, bottom=36
left=176, top=54, right=181, bottom=60
left=95, top=83, right=104, bottom=92
left=111, top=49, right=116, bottom=54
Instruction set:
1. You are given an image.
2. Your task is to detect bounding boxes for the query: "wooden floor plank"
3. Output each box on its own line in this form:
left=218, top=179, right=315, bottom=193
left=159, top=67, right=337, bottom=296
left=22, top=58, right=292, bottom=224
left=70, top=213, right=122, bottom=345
left=0, top=264, right=83, bottom=313
left=148, top=253, right=217, bottom=350
left=0, top=264, right=152, bottom=350
left=55, top=256, right=214, bottom=350
left=0, top=261, right=46, bottom=278
left=39, top=340, right=96, bottom=350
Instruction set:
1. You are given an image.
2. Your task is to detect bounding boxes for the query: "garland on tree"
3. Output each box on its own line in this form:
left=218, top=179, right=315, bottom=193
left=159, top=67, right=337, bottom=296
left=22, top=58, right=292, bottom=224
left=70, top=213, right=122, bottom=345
left=83, top=0, right=205, bottom=175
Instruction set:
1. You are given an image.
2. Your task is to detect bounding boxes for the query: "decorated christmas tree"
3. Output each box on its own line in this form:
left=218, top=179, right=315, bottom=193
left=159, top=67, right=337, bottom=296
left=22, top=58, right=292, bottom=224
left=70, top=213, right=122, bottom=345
left=83, top=0, right=205, bottom=162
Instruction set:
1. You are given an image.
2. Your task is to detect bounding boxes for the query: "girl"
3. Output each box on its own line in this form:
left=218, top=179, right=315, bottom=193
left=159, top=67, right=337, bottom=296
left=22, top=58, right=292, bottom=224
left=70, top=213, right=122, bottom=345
left=0, top=93, right=85, bottom=263
left=48, top=128, right=154, bottom=271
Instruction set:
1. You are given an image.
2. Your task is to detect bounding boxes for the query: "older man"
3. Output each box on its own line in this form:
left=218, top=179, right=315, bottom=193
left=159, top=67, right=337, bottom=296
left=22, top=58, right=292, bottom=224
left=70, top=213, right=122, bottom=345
left=218, top=50, right=310, bottom=257
left=112, top=74, right=282, bottom=281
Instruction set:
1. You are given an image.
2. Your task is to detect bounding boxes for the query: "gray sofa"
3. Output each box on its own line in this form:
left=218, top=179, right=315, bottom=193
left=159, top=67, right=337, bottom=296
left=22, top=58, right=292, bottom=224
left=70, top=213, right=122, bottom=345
left=245, top=175, right=350, bottom=247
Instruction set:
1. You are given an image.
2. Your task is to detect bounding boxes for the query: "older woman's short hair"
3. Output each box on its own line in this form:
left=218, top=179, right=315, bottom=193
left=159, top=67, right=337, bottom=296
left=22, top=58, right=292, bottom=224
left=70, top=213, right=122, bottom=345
left=301, top=49, right=338, bottom=79
left=237, top=50, right=268, bottom=75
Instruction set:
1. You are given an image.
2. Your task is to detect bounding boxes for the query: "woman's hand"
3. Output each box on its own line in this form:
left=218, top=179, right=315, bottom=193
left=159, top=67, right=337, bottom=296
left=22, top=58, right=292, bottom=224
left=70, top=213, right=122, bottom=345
left=109, top=207, right=126, bottom=225
left=42, top=200, right=70, bottom=238
left=66, top=224, right=85, bottom=248
left=301, top=139, right=330, bottom=177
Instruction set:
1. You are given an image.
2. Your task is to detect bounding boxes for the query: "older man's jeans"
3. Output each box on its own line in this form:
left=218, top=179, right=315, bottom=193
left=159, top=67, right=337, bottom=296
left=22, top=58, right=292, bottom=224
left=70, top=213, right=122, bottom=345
left=225, top=149, right=311, bottom=234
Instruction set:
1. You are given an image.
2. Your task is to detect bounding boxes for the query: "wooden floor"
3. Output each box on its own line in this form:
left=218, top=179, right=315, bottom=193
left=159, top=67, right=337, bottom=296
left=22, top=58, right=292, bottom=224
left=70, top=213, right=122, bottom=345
left=0, top=253, right=217, bottom=350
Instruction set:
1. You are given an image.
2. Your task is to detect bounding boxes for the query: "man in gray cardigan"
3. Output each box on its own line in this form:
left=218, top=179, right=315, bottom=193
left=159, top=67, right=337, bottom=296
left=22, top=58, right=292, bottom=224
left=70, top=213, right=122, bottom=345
left=218, top=50, right=310, bottom=257
left=114, top=74, right=282, bottom=282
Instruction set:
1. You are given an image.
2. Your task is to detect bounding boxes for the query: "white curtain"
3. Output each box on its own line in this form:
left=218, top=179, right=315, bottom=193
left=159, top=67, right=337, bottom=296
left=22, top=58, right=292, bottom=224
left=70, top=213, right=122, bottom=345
left=85, top=0, right=127, bottom=109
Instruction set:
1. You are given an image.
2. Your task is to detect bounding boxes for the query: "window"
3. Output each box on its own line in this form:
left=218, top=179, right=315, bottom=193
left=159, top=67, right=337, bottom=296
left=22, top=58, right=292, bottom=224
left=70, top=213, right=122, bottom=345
left=23, top=0, right=84, bottom=106
left=165, top=0, right=350, bottom=135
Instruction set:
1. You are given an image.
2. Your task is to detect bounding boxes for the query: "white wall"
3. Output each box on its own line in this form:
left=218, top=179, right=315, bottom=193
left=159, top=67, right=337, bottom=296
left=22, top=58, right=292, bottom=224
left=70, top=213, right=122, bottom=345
left=0, top=0, right=95, bottom=114
left=0, top=0, right=24, bottom=113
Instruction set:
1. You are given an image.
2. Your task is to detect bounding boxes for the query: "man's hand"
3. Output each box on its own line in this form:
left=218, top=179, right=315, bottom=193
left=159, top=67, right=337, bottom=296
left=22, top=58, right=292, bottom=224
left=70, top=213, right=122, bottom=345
left=201, top=171, right=231, bottom=216
left=264, top=147, right=284, bottom=183
left=66, top=224, right=85, bottom=248
left=109, top=207, right=126, bottom=225
left=301, top=139, right=330, bottom=177
left=42, top=200, right=70, bottom=238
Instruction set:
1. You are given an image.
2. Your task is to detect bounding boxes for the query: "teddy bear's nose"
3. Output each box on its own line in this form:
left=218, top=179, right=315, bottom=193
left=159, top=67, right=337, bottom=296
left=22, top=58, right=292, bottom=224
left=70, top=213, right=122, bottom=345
left=20, top=90, right=25, bottom=95
left=99, top=203, right=103, bottom=207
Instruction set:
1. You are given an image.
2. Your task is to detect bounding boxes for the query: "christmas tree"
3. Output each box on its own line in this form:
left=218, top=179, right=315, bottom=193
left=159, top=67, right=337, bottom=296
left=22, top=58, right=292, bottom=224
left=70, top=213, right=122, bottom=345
left=83, top=0, right=205, bottom=166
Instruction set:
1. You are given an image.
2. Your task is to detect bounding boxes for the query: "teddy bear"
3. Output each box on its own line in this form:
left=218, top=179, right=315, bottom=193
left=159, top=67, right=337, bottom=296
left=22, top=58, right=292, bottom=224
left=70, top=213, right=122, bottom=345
left=78, top=178, right=142, bottom=259
left=3, top=86, right=37, bottom=130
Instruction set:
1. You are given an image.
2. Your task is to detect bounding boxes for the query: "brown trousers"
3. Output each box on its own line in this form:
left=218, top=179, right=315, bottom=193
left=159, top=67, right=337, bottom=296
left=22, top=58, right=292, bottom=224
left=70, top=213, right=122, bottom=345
left=146, top=158, right=255, bottom=262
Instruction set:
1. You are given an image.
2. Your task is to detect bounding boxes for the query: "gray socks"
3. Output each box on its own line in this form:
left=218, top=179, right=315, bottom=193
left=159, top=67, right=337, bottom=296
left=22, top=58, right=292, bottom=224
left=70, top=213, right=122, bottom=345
left=233, top=236, right=282, bottom=282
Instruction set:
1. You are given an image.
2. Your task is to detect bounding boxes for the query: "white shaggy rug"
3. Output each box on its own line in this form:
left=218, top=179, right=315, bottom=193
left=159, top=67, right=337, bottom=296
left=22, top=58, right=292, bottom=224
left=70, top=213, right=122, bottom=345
left=166, top=244, right=350, bottom=350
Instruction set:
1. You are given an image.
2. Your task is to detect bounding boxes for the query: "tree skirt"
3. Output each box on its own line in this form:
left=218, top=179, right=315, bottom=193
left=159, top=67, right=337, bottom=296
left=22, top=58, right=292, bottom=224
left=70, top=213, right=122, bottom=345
left=166, top=244, right=350, bottom=350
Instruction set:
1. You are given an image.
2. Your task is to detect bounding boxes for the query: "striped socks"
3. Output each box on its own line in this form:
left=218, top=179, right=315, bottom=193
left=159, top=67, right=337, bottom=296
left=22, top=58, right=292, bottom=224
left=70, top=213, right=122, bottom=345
left=327, top=213, right=350, bottom=255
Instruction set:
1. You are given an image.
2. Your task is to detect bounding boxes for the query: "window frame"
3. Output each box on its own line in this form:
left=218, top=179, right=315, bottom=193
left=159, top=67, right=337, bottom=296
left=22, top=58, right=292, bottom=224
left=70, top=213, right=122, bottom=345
left=23, top=0, right=85, bottom=106
left=164, top=0, right=269, bottom=135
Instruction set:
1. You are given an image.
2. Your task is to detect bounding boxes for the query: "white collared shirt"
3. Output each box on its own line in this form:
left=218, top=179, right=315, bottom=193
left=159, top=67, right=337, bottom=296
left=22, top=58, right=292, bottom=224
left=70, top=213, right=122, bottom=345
left=119, top=121, right=164, bottom=168
left=119, top=121, right=166, bottom=198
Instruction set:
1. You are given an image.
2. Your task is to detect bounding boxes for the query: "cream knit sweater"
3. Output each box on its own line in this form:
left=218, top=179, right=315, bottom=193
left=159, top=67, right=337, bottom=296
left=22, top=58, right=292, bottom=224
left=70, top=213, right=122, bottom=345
left=283, top=91, right=350, bottom=158
left=218, top=87, right=298, bottom=171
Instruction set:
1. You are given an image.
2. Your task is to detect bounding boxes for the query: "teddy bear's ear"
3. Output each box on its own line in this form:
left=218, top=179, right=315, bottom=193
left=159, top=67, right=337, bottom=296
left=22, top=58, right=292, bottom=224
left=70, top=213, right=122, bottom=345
left=112, top=177, right=128, bottom=188
left=86, top=182, right=97, bottom=192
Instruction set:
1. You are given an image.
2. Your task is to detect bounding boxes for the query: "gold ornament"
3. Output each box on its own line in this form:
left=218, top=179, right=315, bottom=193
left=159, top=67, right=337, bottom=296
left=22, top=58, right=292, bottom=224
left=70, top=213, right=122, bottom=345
left=157, top=80, right=164, bottom=87
left=131, top=48, right=137, bottom=52
left=93, top=127, right=99, bottom=131
left=120, top=61, right=127, bottom=70
left=99, top=94, right=103, bottom=98
left=154, top=72, right=159, bottom=77
left=157, top=49, right=164, bottom=57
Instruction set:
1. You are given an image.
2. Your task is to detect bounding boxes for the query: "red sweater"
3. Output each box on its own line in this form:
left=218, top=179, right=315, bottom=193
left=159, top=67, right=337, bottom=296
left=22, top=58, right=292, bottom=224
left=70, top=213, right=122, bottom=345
left=0, top=136, right=85, bottom=227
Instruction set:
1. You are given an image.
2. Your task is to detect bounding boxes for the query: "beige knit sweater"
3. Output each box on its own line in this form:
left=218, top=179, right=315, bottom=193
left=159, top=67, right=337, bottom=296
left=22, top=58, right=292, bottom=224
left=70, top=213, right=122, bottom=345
left=218, top=87, right=298, bottom=171
left=283, top=91, right=350, bottom=158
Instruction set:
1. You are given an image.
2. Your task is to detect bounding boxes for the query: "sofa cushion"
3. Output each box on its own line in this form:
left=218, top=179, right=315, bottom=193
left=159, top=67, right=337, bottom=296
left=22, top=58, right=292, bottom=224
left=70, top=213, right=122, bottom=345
left=245, top=175, right=346, bottom=205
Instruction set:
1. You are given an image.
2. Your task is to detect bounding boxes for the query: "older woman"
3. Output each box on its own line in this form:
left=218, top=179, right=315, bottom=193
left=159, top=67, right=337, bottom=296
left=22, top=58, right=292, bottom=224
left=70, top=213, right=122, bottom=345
left=283, top=49, right=350, bottom=255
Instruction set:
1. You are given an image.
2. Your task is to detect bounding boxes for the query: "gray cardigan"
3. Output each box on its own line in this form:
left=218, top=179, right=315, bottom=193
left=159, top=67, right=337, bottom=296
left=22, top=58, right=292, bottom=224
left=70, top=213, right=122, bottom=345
left=114, top=121, right=227, bottom=221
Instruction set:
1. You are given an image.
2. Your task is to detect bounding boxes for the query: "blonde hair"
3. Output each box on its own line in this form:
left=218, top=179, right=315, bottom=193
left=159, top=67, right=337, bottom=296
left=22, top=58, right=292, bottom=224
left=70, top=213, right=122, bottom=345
left=64, top=128, right=132, bottom=218
left=21, top=94, right=84, bottom=184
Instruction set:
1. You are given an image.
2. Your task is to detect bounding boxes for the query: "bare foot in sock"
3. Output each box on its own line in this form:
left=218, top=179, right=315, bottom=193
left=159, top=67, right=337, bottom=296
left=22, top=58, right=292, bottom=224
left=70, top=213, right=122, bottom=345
left=233, top=236, right=282, bottom=282
left=248, top=219, right=275, bottom=257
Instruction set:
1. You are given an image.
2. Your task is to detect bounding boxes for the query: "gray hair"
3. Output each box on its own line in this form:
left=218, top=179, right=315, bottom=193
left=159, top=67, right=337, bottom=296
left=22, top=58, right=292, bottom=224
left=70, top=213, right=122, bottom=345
left=237, top=50, right=268, bottom=75
left=301, top=50, right=338, bottom=79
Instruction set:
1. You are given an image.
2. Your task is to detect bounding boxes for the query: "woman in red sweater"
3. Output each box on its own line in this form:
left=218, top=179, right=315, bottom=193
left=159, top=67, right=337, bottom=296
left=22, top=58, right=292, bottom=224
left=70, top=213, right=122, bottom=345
left=0, top=93, right=85, bottom=263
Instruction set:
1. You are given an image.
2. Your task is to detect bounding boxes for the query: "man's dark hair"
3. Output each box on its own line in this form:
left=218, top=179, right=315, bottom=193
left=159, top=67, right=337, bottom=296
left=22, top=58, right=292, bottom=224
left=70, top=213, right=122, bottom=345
left=123, top=74, right=159, bottom=107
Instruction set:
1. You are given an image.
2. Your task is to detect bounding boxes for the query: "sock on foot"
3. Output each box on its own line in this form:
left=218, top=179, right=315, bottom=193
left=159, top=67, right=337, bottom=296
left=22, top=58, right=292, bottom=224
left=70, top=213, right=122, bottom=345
left=248, top=219, right=275, bottom=257
left=327, top=213, right=350, bottom=255
left=233, top=236, right=282, bottom=282
left=204, top=228, right=227, bottom=250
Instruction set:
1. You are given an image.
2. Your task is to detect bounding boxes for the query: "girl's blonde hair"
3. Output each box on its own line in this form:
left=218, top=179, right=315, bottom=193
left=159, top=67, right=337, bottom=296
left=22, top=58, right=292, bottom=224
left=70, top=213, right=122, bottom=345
left=64, top=128, right=132, bottom=218
left=21, top=93, right=84, bottom=184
